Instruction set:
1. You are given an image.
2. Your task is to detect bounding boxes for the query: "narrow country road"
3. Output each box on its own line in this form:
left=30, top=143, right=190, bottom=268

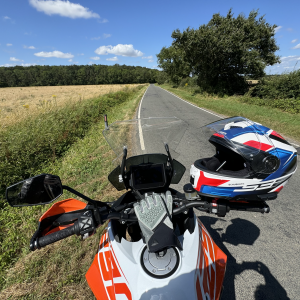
left=138, top=84, right=300, bottom=300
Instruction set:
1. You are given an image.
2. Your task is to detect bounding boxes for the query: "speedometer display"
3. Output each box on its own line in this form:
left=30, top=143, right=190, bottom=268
left=131, top=164, right=166, bottom=190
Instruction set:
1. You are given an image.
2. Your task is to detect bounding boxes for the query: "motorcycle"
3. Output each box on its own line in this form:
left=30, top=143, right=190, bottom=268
left=7, top=116, right=290, bottom=300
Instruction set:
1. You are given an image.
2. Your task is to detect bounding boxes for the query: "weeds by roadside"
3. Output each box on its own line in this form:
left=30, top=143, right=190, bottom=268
left=157, top=84, right=300, bottom=144
left=0, top=85, right=147, bottom=298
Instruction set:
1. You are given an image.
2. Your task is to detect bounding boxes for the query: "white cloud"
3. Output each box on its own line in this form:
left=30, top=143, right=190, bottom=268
left=3, top=16, right=15, bottom=24
left=267, top=55, right=300, bottom=74
left=91, top=33, right=111, bottom=40
left=91, top=36, right=101, bottom=40
left=148, top=59, right=154, bottom=63
left=142, top=56, right=152, bottom=59
left=24, top=45, right=36, bottom=49
left=97, top=18, right=108, bottom=23
left=68, top=59, right=72, bottom=62
left=95, top=44, right=143, bottom=57
left=292, top=43, right=300, bottom=49
left=287, top=28, right=293, bottom=32
left=78, top=53, right=84, bottom=55
left=22, top=63, right=37, bottom=67
left=10, top=57, right=24, bottom=62
left=291, top=39, right=298, bottom=43
left=274, top=26, right=282, bottom=33
left=106, top=56, right=118, bottom=61
left=0, top=64, right=15, bottom=67
left=281, top=55, right=300, bottom=62
left=6, top=43, right=12, bottom=46
left=29, top=0, right=100, bottom=19
left=34, top=50, right=74, bottom=58
left=90, top=56, right=100, bottom=60
left=0, top=63, right=37, bottom=67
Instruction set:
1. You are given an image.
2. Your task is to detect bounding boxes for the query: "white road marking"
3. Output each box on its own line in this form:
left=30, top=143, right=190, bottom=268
left=157, top=86, right=222, bottom=118
left=157, top=86, right=300, bottom=148
left=138, top=86, right=149, bottom=150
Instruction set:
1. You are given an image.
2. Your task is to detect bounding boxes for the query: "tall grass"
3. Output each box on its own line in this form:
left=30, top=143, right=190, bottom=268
left=170, top=69, right=300, bottom=113
left=0, top=86, right=144, bottom=192
left=241, top=69, right=300, bottom=114
left=250, top=69, right=300, bottom=100
left=157, top=83, right=300, bottom=143
left=0, top=85, right=146, bottom=295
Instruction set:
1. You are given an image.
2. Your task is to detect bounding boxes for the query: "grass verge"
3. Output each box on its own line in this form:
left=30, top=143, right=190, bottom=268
left=0, top=85, right=147, bottom=299
left=158, top=84, right=300, bottom=144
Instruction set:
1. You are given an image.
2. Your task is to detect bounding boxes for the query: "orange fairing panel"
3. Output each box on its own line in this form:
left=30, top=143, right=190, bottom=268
left=196, top=219, right=227, bottom=300
left=86, top=229, right=132, bottom=300
left=44, top=224, right=74, bottom=236
left=39, top=198, right=87, bottom=222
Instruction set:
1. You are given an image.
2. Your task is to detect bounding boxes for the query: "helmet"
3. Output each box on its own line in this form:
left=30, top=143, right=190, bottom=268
left=190, top=116, right=298, bottom=201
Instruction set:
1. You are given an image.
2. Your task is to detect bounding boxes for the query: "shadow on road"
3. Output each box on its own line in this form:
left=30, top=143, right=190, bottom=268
left=200, top=216, right=290, bottom=300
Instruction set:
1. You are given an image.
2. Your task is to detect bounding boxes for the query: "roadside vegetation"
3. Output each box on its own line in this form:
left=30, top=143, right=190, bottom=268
left=0, top=85, right=146, bottom=298
left=155, top=9, right=300, bottom=142
left=157, top=9, right=280, bottom=96
left=0, top=84, right=143, bottom=128
left=0, top=64, right=158, bottom=87
left=242, top=69, right=300, bottom=113
left=157, top=81, right=300, bottom=143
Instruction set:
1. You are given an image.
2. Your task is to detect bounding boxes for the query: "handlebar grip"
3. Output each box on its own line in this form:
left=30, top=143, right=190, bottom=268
left=35, top=225, right=76, bottom=249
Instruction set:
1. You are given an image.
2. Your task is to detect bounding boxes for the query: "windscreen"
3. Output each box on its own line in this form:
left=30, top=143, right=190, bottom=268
left=103, top=117, right=188, bottom=163
left=103, top=117, right=188, bottom=190
left=201, top=117, right=280, bottom=174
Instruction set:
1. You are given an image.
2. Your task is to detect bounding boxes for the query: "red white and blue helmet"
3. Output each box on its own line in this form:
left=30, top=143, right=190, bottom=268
left=190, top=116, right=298, bottom=201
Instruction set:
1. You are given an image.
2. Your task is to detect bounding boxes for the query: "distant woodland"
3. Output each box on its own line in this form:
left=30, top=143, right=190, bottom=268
left=0, top=64, right=159, bottom=87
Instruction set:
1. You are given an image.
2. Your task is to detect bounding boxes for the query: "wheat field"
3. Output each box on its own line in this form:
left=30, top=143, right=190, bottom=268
left=0, top=84, right=144, bottom=128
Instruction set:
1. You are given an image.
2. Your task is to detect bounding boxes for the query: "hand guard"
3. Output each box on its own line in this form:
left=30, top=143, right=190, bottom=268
left=134, top=191, right=181, bottom=252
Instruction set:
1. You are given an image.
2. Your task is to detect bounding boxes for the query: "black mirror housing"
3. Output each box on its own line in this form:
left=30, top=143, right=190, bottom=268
left=6, top=174, right=63, bottom=207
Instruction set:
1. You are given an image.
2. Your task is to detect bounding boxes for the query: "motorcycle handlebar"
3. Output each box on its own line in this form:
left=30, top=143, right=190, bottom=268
left=31, top=198, right=269, bottom=250
left=31, top=225, right=76, bottom=251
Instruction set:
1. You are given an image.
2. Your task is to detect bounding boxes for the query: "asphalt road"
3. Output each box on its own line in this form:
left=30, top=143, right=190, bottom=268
left=138, top=84, right=300, bottom=300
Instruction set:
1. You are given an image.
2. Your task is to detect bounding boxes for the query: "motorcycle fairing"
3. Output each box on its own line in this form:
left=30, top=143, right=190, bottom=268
left=31, top=199, right=87, bottom=240
left=195, top=219, right=227, bottom=300
left=86, top=229, right=132, bottom=300
left=86, top=217, right=227, bottom=300
left=39, top=198, right=87, bottom=221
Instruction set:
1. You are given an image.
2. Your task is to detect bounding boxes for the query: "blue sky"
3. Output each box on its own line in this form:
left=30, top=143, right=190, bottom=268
left=1, top=0, right=300, bottom=74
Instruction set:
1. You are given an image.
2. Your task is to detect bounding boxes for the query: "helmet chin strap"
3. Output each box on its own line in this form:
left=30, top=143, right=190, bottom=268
left=216, top=161, right=226, bottom=172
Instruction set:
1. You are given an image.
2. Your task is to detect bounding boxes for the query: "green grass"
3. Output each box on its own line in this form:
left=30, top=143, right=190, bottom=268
left=250, top=69, right=300, bottom=101
left=0, top=85, right=146, bottom=299
left=158, top=84, right=300, bottom=144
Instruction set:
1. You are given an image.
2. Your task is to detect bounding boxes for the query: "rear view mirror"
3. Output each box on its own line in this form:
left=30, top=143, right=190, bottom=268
left=6, top=174, right=63, bottom=207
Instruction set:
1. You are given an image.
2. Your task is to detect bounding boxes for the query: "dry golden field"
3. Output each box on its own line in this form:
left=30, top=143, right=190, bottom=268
left=0, top=84, right=145, bottom=128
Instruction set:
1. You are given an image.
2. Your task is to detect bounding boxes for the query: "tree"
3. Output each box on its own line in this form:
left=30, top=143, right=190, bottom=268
left=156, top=45, right=191, bottom=86
left=155, top=71, right=169, bottom=85
left=169, top=9, right=280, bottom=94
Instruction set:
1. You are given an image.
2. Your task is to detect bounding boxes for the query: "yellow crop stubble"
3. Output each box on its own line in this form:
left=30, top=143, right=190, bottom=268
left=0, top=84, right=144, bottom=128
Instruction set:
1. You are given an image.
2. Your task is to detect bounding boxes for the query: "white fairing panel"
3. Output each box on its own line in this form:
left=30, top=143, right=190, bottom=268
left=109, top=217, right=200, bottom=300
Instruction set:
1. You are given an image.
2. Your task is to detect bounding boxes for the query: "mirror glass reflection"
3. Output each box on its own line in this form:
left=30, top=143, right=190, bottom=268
left=6, top=174, right=63, bottom=207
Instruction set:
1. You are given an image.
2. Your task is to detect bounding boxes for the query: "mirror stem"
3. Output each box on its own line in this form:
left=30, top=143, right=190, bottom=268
left=104, top=114, right=109, bottom=130
left=164, top=143, right=174, bottom=181
left=62, top=185, right=108, bottom=207
left=120, top=146, right=129, bottom=190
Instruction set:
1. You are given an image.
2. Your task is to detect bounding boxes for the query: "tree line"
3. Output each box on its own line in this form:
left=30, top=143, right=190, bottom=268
left=0, top=64, right=159, bottom=87
left=156, top=9, right=280, bottom=95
